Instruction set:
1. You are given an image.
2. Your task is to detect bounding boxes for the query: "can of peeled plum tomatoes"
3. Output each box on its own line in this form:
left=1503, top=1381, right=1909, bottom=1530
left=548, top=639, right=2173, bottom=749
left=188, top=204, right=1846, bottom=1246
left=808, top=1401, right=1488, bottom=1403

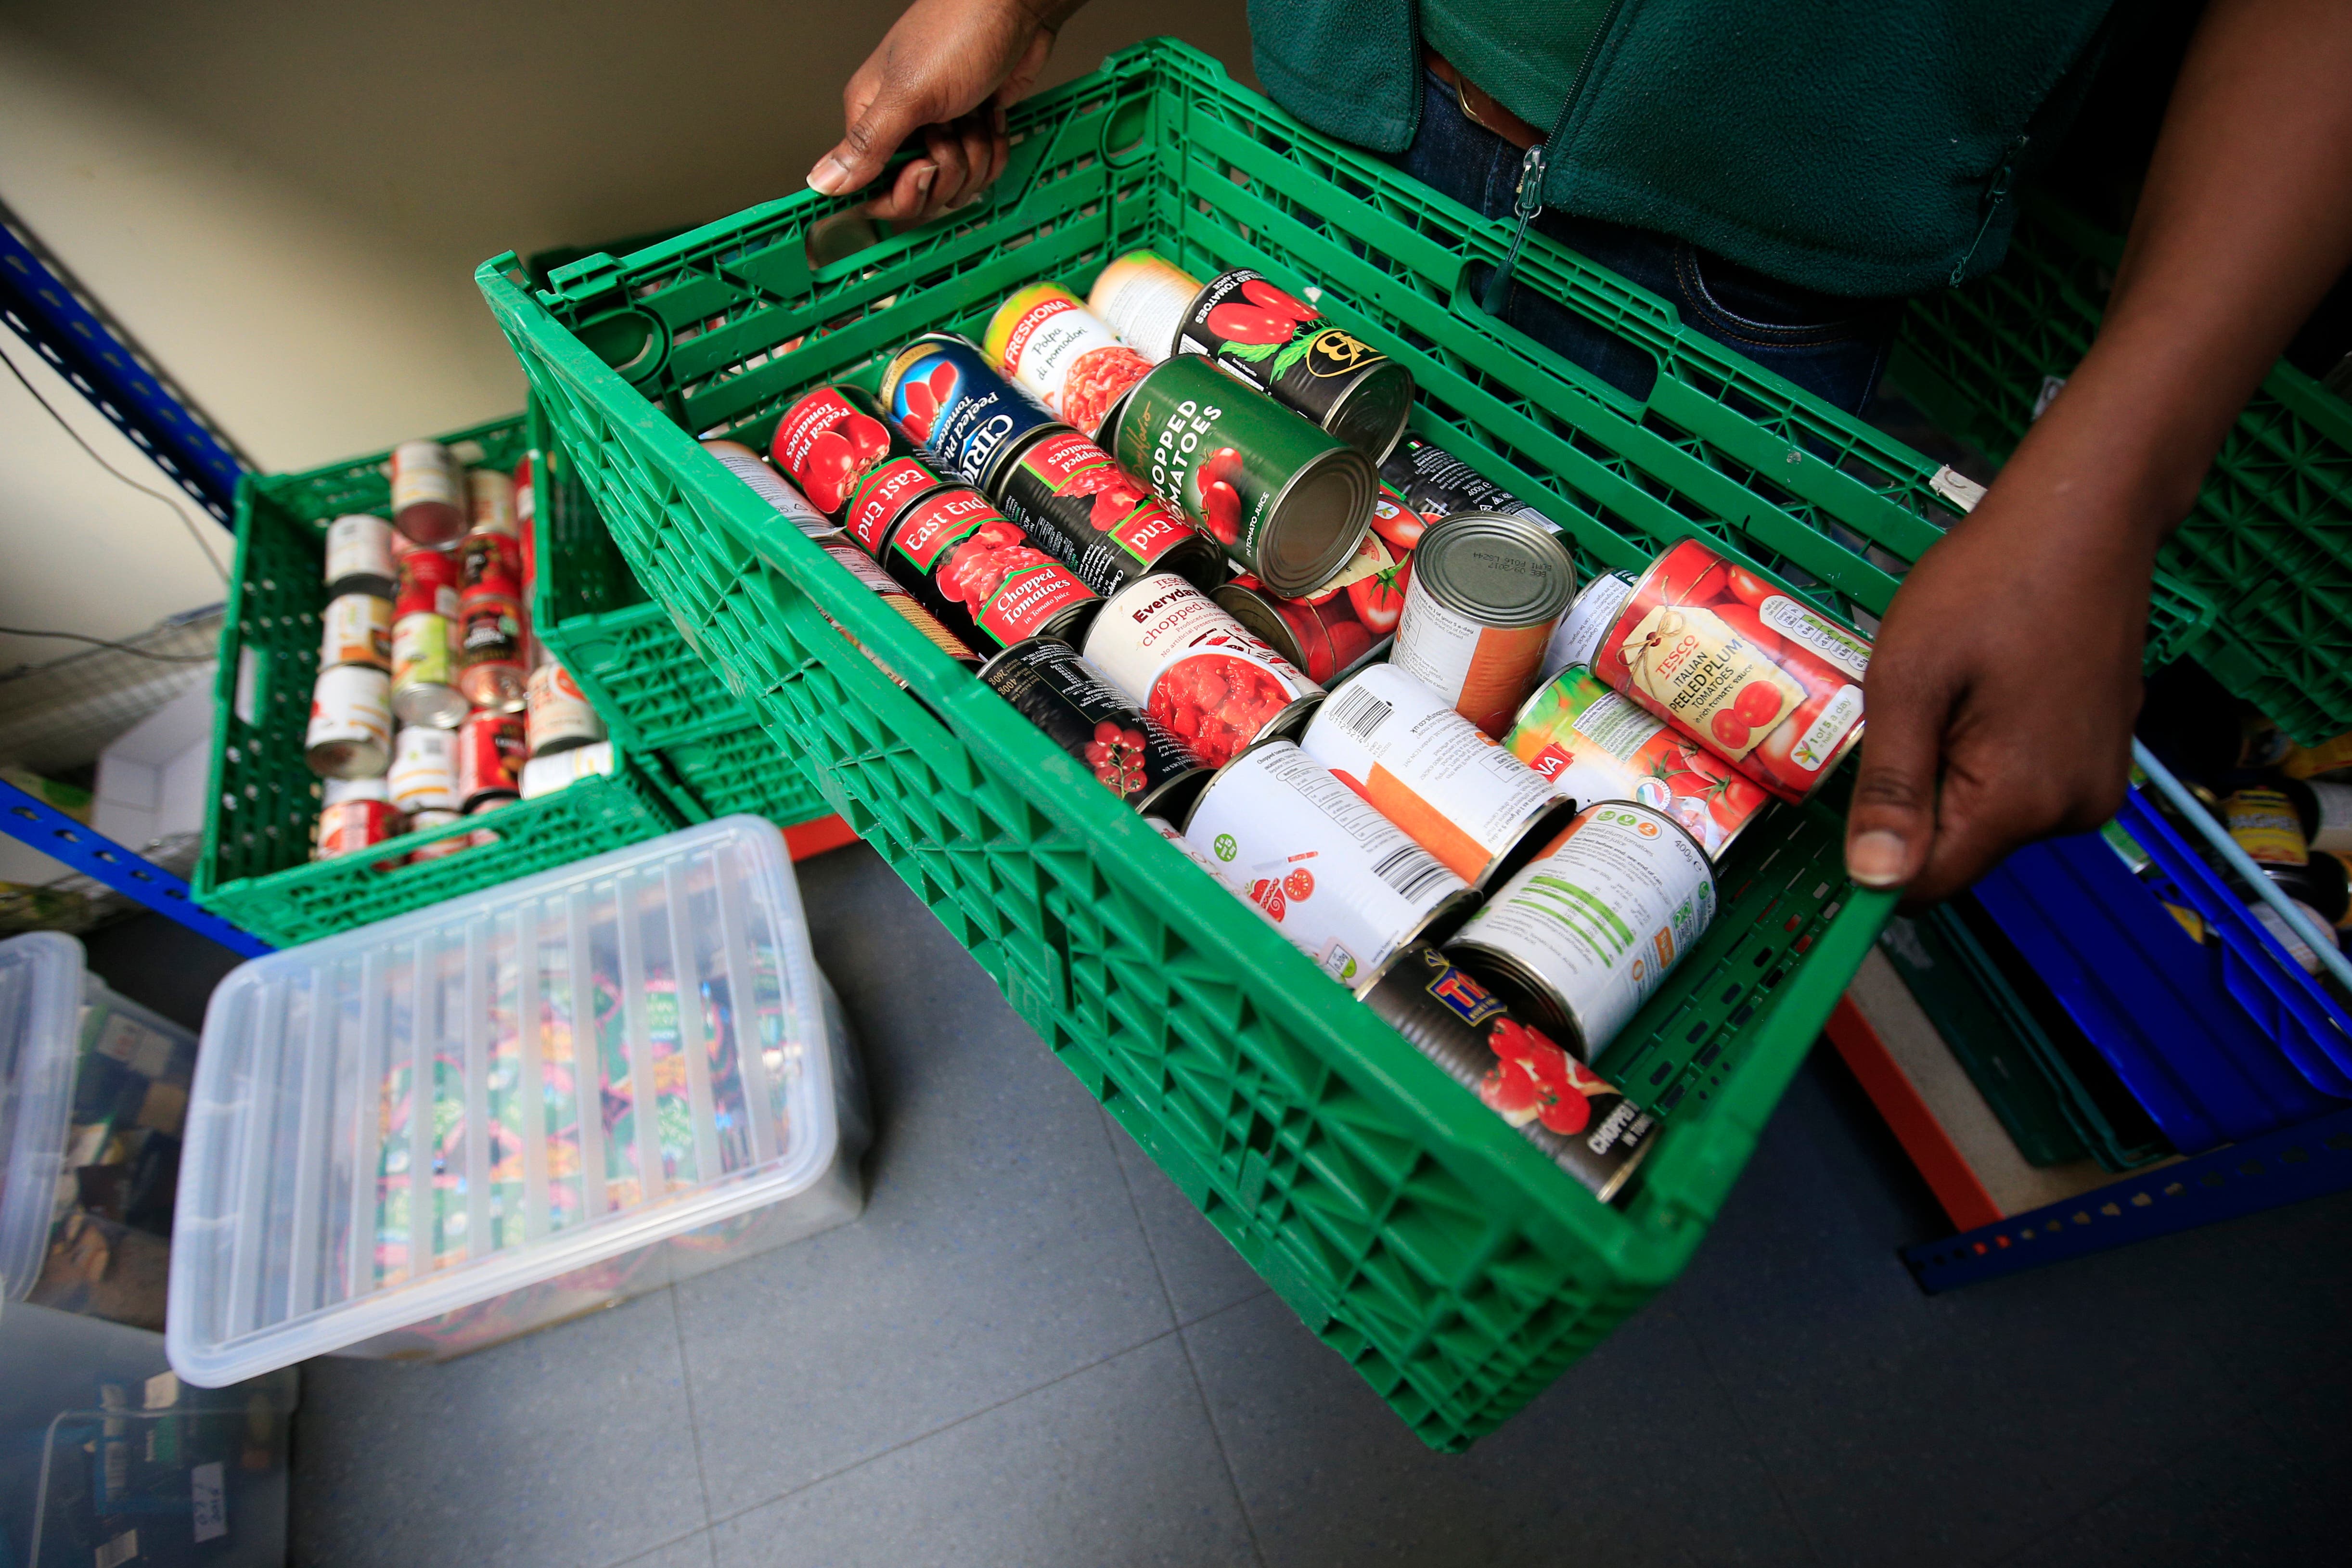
left=880, top=486, right=1097, bottom=651
left=1181, top=739, right=1474, bottom=995
left=880, top=334, right=1064, bottom=494
left=316, top=798, right=402, bottom=860
left=980, top=637, right=1211, bottom=817
left=1362, top=942, right=1655, bottom=1203
left=701, top=438, right=842, bottom=544
left=988, top=427, right=1222, bottom=594
left=1593, top=539, right=1871, bottom=805
left=1087, top=250, right=1202, bottom=361
left=1175, top=269, right=1415, bottom=463
left=1212, top=525, right=1404, bottom=684
left=1300, top=663, right=1572, bottom=890
left=324, top=514, right=398, bottom=599
left=1390, top=511, right=1577, bottom=737
left=1109, top=356, right=1374, bottom=597
left=526, top=661, right=606, bottom=756
left=1081, top=573, right=1323, bottom=768
left=770, top=383, right=917, bottom=523
left=305, top=665, right=392, bottom=779
left=389, top=440, right=464, bottom=545
left=1448, top=801, right=1716, bottom=1059
left=984, top=283, right=1155, bottom=440
left=320, top=593, right=392, bottom=672
left=457, top=710, right=527, bottom=810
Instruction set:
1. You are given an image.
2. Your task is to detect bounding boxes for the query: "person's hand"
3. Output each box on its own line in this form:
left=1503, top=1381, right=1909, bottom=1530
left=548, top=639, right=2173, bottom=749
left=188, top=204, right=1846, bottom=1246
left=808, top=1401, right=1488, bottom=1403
left=808, top=0, right=1079, bottom=224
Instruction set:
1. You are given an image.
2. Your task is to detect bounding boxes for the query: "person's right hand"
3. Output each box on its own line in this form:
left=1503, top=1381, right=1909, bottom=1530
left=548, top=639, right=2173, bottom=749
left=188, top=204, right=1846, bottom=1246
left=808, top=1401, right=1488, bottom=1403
left=808, top=0, right=1080, bottom=224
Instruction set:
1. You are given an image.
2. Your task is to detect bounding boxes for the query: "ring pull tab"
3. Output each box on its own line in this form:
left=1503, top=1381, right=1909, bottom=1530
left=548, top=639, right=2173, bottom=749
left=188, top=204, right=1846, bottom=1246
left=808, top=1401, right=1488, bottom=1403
left=1479, top=143, right=1548, bottom=318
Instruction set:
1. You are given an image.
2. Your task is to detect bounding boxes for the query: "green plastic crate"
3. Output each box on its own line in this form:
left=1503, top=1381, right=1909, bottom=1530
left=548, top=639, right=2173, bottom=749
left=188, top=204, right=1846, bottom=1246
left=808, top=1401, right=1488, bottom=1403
left=473, top=38, right=1965, bottom=1449
left=1893, top=191, right=2352, bottom=745
left=194, top=415, right=687, bottom=949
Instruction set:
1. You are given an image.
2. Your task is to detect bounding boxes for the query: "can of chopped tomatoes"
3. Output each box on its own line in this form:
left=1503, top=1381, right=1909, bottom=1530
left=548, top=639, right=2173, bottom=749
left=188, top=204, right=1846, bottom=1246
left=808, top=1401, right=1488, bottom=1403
left=405, top=810, right=469, bottom=863
left=984, top=283, right=1156, bottom=440
left=1583, top=540, right=1871, bottom=805
left=388, top=723, right=460, bottom=813
left=305, top=664, right=392, bottom=779
left=1082, top=573, right=1324, bottom=768
left=840, top=450, right=948, bottom=554
left=1182, top=738, right=1474, bottom=995
left=324, top=514, right=398, bottom=600
left=526, top=660, right=605, bottom=756
left=320, top=592, right=392, bottom=673
left=455, top=588, right=527, bottom=712
left=1449, top=801, right=1716, bottom=1058
left=1301, top=662, right=1573, bottom=890
left=770, top=383, right=913, bottom=522
left=1175, top=269, right=1414, bottom=463
left=880, top=334, right=1063, bottom=494
left=1088, top=250, right=1202, bottom=361
left=1378, top=437, right=1563, bottom=534
left=1540, top=571, right=1636, bottom=687
left=816, top=540, right=984, bottom=677
left=1362, top=942, right=1654, bottom=1202
left=1213, top=527, right=1406, bottom=685
left=391, top=613, right=466, bottom=728
left=457, top=710, right=526, bottom=810
left=988, top=426, right=1222, bottom=594
left=1391, top=511, right=1577, bottom=737
left=879, top=487, right=1098, bottom=651
left=316, top=798, right=403, bottom=860
left=702, top=438, right=842, bottom=544
left=394, top=542, right=460, bottom=621
left=1109, top=356, right=1374, bottom=597
left=979, top=637, right=1210, bottom=816
left=389, top=440, right=463, bottom=545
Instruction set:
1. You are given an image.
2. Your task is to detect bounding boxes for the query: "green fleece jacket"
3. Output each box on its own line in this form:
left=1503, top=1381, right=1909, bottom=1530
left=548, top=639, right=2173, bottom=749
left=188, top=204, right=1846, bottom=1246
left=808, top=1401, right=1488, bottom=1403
left=1246, top=0, right=2117, bottom=296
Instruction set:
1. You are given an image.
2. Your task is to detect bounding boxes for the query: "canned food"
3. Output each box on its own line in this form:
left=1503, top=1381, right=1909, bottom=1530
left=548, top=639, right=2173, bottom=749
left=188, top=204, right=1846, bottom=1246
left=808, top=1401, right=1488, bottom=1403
left=467, top=466, right=516, bottom=538
left=456, top=590, right=527, bottom=712
left=316, top=798, right=403, bottom=859
left=841, top=450, right=949, bottom=554
left=395, top=544, right=460, bottom=622
left=1087, top=250, right=1203, bottom=361
left=1449, top=802, right=1716, bottom=1057
left=1144, top=813, right=1254, bottom=898
left=989, top=427, right=1221, bottom=594
left=324, top=514, right=398, bottom=599
left=389, top=440, right=463, bottom=545
left=1182, top=739, right=1473, bottom=994
left=979, top=637, right=1210, bottom=816
left=1379, top=437, right=1562, bottom=535
left=1300, top=663, right=1572, bottom=889
left=1506, top=666, right=1772, bottom=861
left=2224, top=786, right=2308, bottom=866
left=1362, top=943, right=1654, bottom=1202
left=702, top=438, right=840, bottom=542
left=460, top=529, right=522, bottom=601
left=305, top=665, right=392, bottom=779
left=321, top=774, right=390, bottom=806
left=525, top=661, right=605, bottom=756
left=1175, top=269, right=1414, bottom=461
left=387, top=724, right=461, bottom=813
left=1540, top=570, right=1636, bottom=685
left=319, top=593, right=392, bottom=673
left=520, top=739, right=614, bottom=800
left=457, top=710, right=527, bottom=810
left=881, top=486, right=1098, bottom=651
left=390, top=613, right=466, bottom=728
left=1082, top=573, right=1323, bottom=768
left=816, top=540, right=983, bottom=677
left=1590, top=540, right=1871, bottom=805
left=1214, top=529, right=1405, bottom=685
left=985, top=283, right=1155, bottom=439
left=880, top=334, right=1064, bottom=494
left=1391, top=511, right=1577, bottom=736
left=770, top=383, right=908, bottom=519
left=405, top=809, right=469, bottom=864
left=1109, top=355, right=1374, bottom=596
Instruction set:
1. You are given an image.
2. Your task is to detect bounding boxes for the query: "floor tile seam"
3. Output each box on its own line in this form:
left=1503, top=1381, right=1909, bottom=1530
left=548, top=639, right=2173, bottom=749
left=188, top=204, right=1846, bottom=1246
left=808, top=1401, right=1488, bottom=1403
left=607, top=1524, right=713, bottom=1568
left=662, top=1282, right=722, bottom=1532
left=1666, top=1300, right=1836, bottom=1568
left=1097, top=1103, right=1187, bottom=1330
left=1173, top=1313, right=1271, bottom=1568
left=1975, top=1407, right=2288, bottom=1568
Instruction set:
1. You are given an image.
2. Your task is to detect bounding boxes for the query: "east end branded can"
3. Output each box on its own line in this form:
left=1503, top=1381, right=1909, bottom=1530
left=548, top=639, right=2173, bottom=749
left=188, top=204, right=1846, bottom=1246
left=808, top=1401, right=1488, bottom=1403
left=1391, top=511, right=1577, bottom=738
left=770, top=383, right=912, bottom=521
left=388, top=724, right=460, bottom=813
left=1300, top=662, right=1572, bottom=891
left=1506, top=666, right=1773, bottom=862
left=1448, top=801, right=1716, bottom=1059
left=1174, top=269, right=1414, bottom=463
left=882, top=487, right=1098, bottom=651
left=1378, top=437, right=1562, bottom=536
left=701, top=438, right=840, bottom=543
left=1595, top=539, right=1870, bottom=806
left=1110, top=355, right=1374, bottom=598
left=842, top=450, right=948, bottom=554
left=316, top=798, right=403, bottom=860
left=1361, top=943, right=1654, bottom=1203
left=816, top=540, right=983, bottom=679
left=305, top=664, right=392, bottom=779
left=880, top=334, right=1061, bottom=494
left=388, top=440, right=463, bottom=545
left=989, top=427, right=1222, bottom=594
left=391, top=613, right=466, bottom=728
left=1182, top=739, right=1474, bottom=995
left=324, top=514, right=397, bottom=599
left=979, top=637, right=1209, bottom=817
left=984, top=283, right=1155, bottom=440
left=319, top=593, right=391, bottom=673
left=526, top=660, right=605, bottom=756
left=1081, top=573, right=1324, bottom=769
left=457, top=710, right=526, bottom=809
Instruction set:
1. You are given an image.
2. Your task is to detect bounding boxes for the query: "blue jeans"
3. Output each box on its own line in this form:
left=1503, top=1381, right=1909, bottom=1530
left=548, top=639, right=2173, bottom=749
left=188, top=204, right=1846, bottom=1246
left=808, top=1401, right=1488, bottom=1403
left=1388, top=69, right=1902, bottom=415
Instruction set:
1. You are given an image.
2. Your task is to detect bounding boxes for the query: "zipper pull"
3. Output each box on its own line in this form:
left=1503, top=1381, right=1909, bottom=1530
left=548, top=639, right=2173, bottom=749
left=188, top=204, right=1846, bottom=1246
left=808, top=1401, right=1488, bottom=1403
left=1950, top=134, right=2030, bottom=287
left=1480, top=143, right=1549, bottom=317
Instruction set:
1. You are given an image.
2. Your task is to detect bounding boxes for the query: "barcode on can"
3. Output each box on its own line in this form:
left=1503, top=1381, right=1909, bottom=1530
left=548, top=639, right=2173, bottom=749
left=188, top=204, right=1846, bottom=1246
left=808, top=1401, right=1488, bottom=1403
left=1328, top=683, right=1394, bottom=742
left=1371, top=843, right=1453, bottom=903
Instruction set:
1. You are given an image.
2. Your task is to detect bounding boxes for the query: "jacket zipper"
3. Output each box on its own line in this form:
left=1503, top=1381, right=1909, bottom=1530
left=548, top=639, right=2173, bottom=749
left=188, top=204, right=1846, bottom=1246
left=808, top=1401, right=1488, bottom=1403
left=1479, top=0, right=1628, bottom=316
left=1950, top=134, right=2030, bottom=287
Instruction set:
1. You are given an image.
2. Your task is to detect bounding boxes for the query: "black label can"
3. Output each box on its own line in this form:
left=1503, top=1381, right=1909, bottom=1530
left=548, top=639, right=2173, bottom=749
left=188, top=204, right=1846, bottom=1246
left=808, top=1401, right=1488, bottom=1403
left=979, top=637, right=1210, bottom=817
left=880, top=334, right=1062, bottom=494
left=1176, top=269, right=1414, bottom=463
left=1379, top=437, right=1564, bottom=534
left=990, top=427, right=1222, bottom=595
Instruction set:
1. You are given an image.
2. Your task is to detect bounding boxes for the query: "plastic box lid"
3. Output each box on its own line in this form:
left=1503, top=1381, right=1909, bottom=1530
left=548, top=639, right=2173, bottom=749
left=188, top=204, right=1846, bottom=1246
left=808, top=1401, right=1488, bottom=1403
left=168, top=815, right=845, bottom=1386
left=0, top=934, right=87, bottom=1301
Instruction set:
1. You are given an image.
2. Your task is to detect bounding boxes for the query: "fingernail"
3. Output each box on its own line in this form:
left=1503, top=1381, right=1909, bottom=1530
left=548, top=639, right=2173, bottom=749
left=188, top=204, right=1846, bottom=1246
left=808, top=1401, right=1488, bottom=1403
left=914, top=162, right=937, bottom=194
left=806, top=155, right=852, bottom=195
left=1845, top=830, right=1910, bottom=888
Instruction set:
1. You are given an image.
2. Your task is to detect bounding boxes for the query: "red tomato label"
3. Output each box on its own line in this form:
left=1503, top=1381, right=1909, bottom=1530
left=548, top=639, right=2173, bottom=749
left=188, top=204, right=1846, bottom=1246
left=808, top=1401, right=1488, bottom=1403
left=846, top=458, right=942, bottom=551
left=977, top=563, right=1095, bottom=643
left=891, top=490, right=1000, bottom=572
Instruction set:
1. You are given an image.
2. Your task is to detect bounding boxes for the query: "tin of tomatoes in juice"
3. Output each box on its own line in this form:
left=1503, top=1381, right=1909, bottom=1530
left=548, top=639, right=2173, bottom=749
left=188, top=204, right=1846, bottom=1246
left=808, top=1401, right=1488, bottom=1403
left=880, top=334, right=1061, bottom=494
left=1082, top=573, right=1324, bottom=768
left=984, top=283, right=1155, bottom=439
left=771, top=383, right=909, bottom=521
left=456, top=588, right=527, bottom=712
left=1088, top=250, right=1202, bottom=361
left=389, top=440, right=463, bottom=545
left=1596, top=539, right=1870, bottom=805
left=1176, top=269, right=1414, bottom=462
left=457, top=710, right=527, bottom=810
left=1448, top=801, right=1716, bottom=1058
left=1143, top=812, right=1257, bottom=898
left=390, top=613, right=466, bottom=728
left=1301, top=663, right=1572, bottom=890
left=526, top=660, right=605, bottom=756
left=405, top=809, right=469, bottom=863
left=839, top=450, right=947, bottom=554
left=316, top=798, right=403, bottom=859
left=816, top=540, right=984, bottom=678
left=989, top=426, right=1221, bottom=594
left=1362, top=942, right=1654, bottom=1202
left=324, top=514, right=398, bottom=599
left=883, top=487, right=1098, bottom=651
left=1214, top=528, right=1403, bottom=685
left=388, top=724, right=460, bottom=813
left=1505, top=666, right=1771, bottom=861
left=320, top=592, right=392, bottom=673
left=305, top=664, right=392, bottom=779
left=1391, top=511, right=1577, bottom=738
left=1182, top=739, right=1474, bottom=995
left=701, top=438, right=841, bottom=544
left=1378, top=437, right=1562, bottom=537
left=395, top=543, right=460, bottom=622
left=980, top=637, right=1209, bottom=816
left=1109, top=356, right=1373, bottom=597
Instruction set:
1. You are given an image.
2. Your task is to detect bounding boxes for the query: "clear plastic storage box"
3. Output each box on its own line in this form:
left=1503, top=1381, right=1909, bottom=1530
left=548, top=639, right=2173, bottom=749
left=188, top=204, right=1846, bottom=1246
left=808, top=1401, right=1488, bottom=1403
left=168, top=816, right=870, bottom=1386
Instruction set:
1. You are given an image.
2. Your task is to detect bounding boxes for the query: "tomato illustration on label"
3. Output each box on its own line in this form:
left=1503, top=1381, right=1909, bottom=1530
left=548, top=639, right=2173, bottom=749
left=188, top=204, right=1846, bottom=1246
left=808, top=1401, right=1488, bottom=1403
left=1194, top=447, right=1245, bottom=545
left=897, top=362, right=961, bottom=443
left=1347, top=556, right=1410, bottom=637
left=774, top=387, right=897, bottom=516
left=1477, top=1015, right=1595, bottom=1136
left=1083, top=719, right=1151, bottom=795
left=1284, top=866, right=1316, bottom=902
left=1150, top=651, right=1293, bottom=767
left=942, top=519, right=1053, bottom=611
left=1369, top=487, right=1427, bottom=553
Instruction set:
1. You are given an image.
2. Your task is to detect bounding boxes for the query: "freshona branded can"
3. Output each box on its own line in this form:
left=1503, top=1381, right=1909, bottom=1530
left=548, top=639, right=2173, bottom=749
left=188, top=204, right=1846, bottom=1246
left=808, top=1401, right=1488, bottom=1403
left=984, top=283, right=1155, bottom=439
left=1082, top=573, right=1323, bottom=768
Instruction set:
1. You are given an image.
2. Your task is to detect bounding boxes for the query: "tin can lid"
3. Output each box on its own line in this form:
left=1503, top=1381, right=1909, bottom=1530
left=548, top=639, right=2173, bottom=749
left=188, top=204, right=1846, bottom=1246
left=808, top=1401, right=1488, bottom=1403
left=1209, top=582, right=1307, bottom=670
left=1547, top=569, right=1635, bottom=671
left=1411, top=512, right=1578, bottom=628
left=1261, top=449, right=1375, bottom=597
left=1322, top=362, right=1416, bottom=465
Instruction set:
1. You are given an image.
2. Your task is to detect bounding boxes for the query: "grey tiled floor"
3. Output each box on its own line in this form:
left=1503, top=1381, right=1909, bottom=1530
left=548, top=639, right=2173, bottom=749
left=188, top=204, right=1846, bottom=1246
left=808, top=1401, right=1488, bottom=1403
left=284, top=844, right=2352, bottom=1568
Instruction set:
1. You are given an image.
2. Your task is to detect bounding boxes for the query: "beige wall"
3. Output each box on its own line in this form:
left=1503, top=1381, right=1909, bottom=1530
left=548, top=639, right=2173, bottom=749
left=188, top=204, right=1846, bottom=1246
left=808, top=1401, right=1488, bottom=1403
left=0, top=0, right=1254, bottom=676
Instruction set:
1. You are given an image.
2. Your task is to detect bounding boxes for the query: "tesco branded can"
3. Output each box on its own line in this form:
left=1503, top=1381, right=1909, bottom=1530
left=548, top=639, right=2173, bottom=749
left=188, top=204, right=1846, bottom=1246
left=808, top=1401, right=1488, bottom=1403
left=1081, top=573, right=1323, bottom=768
left=467, top=466, right=516, bottom=538
left=316, top=798, right=403, bottom=860
left=1593, top=539, right=1871, bottom=805
left=395, top=544, right=460, bottom=621
left=1448, top=801, right=1717, bottom=1058
left=389, top=440, right=463, bottom=545
left=978, top=637, right=1210, bottom=817
left=984, top=283, right=1155, bottom=439
left=520, top=739, right=614, bottom=800
left=1391, top=510, right=1577, bottom=737
left=1109, top=355, right=1374, bottom=596
left=880, top=334, right=1064, bottom=494
left=456, top=589, right=527, bottom=712
left=770, top=383, right=916, bottom=522
left=816, top=540, right=984, bottom=677
left=405, top=809, right=469, bottom=863
left=1379, top=437, right=1562, bottom=535
left=324, top=514, right=398, bottom=599
left=390, top=613, right=466, bottom=727
left=702, top=438, right=842, bottom=544
left=1174, top=269, right=1414, bottom=463
left=988, top=426, right=1222, bottom=594
left=1087, top=250, right=1204, bottom=361
left=1182, top=739, right=1473, bottom=995
left=525, top=660, right=605, bottom=756
left=305, top=664, right=392, bottom=779
left=457, top=710, right=527, bottom=810
left=1362, top=942, right=1655, bottom=1203
left=319, top=592, right=392, bottom=673
left=387, top=724, right=460, bottom=813
left=880, top=486, right=1098, bottom=652
left=1300, top=663, right=1572, bottom=890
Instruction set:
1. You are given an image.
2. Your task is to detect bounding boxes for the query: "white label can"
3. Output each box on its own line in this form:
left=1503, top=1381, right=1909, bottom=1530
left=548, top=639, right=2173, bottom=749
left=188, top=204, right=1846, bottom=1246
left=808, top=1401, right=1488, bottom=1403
left=1081, top=573, right=1323, bottom=769
left=387, top=724, right=460, bottom=812
left=323, top=514, right=398, bottom=597
left=526, top=660, right=607, bottom=756
left=319, top=592, right=392, bottom=672
left=520, top=740, right=615, bottom=800
left=467, top=466, right=517, bottom=537
left=1086, top=250, right=1203, bottom=361
left=304, top=664, right=392, bottom=779
left=388, top=440, right=463, bottom=545
left=1388, top=513, right=1576, bottom=737
left=702, top=438, right=839, bottom=540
